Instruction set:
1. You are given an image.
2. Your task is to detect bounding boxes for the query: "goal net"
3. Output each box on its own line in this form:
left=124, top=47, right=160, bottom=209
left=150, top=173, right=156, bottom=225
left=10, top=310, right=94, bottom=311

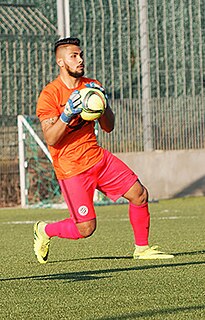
left=18, top=115, right=126, bottom=208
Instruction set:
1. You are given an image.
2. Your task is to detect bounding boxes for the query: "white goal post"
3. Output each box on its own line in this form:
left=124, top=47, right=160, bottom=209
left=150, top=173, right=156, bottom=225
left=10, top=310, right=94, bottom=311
left=18, top=115, right=52, bottom=208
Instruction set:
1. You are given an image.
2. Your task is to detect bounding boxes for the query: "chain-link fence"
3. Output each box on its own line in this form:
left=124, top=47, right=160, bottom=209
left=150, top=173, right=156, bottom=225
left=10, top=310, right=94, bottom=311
left=0, top=1, right=58, bottom=206
left=1, top=0, right=205, bottom=206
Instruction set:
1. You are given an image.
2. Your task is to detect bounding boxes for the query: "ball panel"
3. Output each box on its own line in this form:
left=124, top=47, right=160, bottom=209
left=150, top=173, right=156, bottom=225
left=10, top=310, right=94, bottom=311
left=80, top=87, right=106, bottom=121
left=80, top=110, right=101, bottom=121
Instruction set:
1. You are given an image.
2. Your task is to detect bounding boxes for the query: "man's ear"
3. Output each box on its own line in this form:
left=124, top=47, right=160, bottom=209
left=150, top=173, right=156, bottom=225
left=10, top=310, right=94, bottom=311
left=56, top=58, right=64, bottom=68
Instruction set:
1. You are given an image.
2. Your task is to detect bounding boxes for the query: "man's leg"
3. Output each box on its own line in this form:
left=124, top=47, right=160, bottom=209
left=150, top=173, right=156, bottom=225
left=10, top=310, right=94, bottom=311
left=124, top=180, right=150, bottom=251
left=45, top=218, right=96, bottom=239
left=124, top=180, right=174, bottom=259
left=34, top=173, right=97, bottom=264
left=45, top=218, right=85, bottom=239
left=129, top=202, right=150, bottom=246
left=124, top=180, right=150, bottom=248
left=96, top=150, right=174, bottom=260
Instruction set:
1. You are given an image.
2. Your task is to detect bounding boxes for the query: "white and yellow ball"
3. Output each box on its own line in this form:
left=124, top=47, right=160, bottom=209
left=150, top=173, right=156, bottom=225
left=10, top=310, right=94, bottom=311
left=80, top=87, right=106, bottom=121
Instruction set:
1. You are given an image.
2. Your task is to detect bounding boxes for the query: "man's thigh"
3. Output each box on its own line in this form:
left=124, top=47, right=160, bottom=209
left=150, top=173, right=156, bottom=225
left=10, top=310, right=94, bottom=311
left=97, top=150, right=138, bottom=201
left=59, top=174, right=97, bottom=223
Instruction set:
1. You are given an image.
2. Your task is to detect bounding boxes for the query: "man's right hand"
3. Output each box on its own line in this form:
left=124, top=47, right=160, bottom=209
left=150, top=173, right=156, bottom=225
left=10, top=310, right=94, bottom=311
left=60, top=90, right=82, bottom=124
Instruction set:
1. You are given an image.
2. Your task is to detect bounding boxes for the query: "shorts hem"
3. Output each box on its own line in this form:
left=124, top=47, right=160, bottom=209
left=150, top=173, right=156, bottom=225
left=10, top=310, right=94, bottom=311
left=108, top=176, right=138, bottom=202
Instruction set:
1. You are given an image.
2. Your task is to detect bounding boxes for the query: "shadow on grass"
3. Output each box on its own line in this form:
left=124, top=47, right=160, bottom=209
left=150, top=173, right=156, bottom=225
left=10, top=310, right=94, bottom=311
left=0, top=272, right=111, bottom=282
left=51, top=249, right=205, bottom=262
left=171, top=250, right=205, bottom=257
left=96, top=305, right=205, bottom=319
left=1, top=260, right=204, bottom=282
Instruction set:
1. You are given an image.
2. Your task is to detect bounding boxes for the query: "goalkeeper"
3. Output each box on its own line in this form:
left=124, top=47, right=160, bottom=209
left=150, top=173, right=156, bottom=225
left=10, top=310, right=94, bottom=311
left=34, top=37, right=174, bottom=263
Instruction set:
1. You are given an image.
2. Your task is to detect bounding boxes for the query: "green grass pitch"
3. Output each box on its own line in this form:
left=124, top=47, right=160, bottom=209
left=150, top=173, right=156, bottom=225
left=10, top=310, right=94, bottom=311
left=0, top=197, right=205, bottom=320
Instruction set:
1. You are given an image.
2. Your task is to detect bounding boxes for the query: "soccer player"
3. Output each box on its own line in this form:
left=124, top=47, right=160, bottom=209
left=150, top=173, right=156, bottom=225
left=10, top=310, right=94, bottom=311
left=34, top=37, right=174, bottom=263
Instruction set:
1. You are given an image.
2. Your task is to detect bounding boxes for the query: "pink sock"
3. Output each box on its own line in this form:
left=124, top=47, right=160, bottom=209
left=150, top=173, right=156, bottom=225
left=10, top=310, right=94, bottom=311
left=45, top=218, right=84, bottom=239
left=129, top=202, right=150, bottom=246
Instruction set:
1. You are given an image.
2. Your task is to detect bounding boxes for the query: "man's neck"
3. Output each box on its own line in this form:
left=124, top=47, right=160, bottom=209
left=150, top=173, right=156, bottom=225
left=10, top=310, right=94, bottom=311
left=60, top=73, right=82, bottom=89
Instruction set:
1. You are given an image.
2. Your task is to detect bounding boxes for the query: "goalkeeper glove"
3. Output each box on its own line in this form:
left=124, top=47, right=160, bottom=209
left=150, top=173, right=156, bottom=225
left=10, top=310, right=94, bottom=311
left=60, top=90, right=82, bottom=124
left=85, top=82, right=110, bottom=108
left=85, top=82, right=105, bottom=93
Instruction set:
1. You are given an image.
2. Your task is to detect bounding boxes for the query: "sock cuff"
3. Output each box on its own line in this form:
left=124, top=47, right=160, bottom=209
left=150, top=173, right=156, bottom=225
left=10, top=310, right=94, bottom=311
left=129, top=202, right=148, bottom=209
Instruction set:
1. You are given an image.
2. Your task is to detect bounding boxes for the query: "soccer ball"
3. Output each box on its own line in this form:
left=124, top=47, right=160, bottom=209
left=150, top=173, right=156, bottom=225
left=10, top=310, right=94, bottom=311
left=80, top=87, right=106, bottom=121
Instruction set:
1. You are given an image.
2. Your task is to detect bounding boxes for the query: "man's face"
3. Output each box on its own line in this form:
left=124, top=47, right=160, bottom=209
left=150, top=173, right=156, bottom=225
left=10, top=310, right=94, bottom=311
left=60, top=45, right=84, bottom=78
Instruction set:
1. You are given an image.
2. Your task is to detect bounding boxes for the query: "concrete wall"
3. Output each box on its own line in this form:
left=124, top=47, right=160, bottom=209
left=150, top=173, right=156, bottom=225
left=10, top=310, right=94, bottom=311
left=115, top=149, right=205, bottom=200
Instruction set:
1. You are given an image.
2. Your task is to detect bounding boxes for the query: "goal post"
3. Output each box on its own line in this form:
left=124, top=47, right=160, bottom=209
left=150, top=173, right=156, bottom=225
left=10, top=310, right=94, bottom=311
left=17, top=115, right=61, bottom=208
left=18, top=116, right=27, bottom=208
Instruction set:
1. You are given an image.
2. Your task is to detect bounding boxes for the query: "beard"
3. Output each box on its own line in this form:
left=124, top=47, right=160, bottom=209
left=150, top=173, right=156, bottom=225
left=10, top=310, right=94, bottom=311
left=65, top=64, right=84, bottom=78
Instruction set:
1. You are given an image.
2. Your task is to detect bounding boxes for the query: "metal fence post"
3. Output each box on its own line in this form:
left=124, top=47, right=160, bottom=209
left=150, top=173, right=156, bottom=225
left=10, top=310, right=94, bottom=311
left=139, top=0, right=153, bottom=151
left=57, top=0, right=70, bottom=38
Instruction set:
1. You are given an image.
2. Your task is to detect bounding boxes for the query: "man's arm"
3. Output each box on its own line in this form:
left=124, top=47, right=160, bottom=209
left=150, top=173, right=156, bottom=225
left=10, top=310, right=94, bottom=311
left=84, top=82, right=115, bottom=133
left=41, top=117, right=68, bottom=146
left=98, top=104, right=115, bottom=133
left=40, top=90, right=82, bottom=146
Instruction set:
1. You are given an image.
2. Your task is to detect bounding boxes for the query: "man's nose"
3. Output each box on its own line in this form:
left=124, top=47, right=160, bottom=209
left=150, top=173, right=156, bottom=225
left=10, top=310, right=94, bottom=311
left=78, top=56, right=84, bottom=64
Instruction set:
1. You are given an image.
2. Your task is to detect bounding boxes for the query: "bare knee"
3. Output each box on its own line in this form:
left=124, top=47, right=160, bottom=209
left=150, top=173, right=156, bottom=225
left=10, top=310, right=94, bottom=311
left=124, top=180, right=148, bottom=206
left=76, top=219, right=96, bottom=238
left=138, top=185, right=148, bottom=204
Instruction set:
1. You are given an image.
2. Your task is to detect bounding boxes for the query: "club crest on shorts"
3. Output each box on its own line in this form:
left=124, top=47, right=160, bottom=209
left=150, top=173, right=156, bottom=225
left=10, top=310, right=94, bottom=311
left=78, top=205, right=89, bottom=216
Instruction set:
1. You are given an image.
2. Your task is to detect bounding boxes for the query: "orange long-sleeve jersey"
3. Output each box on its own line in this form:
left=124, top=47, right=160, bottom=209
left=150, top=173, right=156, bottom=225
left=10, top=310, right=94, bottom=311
left=36, top=76, right=104, bottom=179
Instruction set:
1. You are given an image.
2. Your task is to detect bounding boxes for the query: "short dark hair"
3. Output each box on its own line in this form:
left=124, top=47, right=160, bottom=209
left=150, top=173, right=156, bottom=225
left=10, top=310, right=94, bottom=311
left=54, top=37, right=80, bottom=53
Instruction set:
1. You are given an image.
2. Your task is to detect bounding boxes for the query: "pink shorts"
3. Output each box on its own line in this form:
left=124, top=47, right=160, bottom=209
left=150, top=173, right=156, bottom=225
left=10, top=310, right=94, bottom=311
left=58, top=149, right=138, bottom=223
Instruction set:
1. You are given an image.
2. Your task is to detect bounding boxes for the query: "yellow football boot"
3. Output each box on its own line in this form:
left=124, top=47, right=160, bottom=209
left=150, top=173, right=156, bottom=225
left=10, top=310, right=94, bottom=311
left=34, top=221, right=50, bottom=264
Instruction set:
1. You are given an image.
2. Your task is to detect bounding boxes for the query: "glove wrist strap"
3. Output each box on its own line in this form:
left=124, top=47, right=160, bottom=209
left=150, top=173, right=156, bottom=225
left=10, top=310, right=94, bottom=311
left=60, top=112, right=72, bottom=124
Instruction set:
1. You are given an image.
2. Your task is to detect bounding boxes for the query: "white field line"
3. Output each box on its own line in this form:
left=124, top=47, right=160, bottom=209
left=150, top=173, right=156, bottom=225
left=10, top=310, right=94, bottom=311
left=0, top=216, right=197, bottom=225
left=1, top=221, right=38, bottom=225
left=0, top=220, right=54, bottom=225
left=116, top=216, right=196, bottom=222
